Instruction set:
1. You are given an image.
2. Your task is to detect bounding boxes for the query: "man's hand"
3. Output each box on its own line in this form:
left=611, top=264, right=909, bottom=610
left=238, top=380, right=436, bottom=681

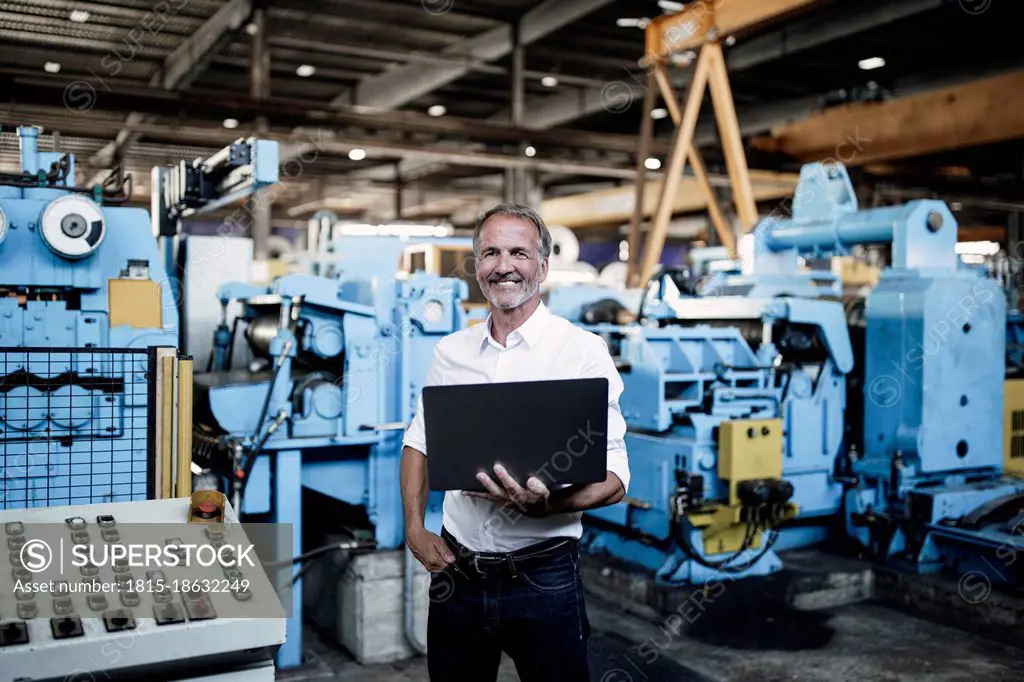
left=463, top=464, right=551, bottom=517
left=407, top=527, right=456, bottom=572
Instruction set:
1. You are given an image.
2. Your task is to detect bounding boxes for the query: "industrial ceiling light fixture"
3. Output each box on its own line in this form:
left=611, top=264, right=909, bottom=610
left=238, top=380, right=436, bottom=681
left=541, top=76, right=558, bottom=87
left=44, top=62, right=61, bottom=73
left=69, top=10, right=89, bottom=22
left=657, top=0, right=684, bottom=11
left=222, top=118, right=239, bottom=129
left=428, top=105, right=446, bottom=117
left=245, top=22, right=258, bottom=36
left=645, top=157, right=661, bottom=170
left=858, top=57, right=886, bottom=70
left=651, top=108, right=668, bottom=120
left=348, top=148, right=366, bottom=161
left=616, top=17, right=649, bottom=28
left=524, top=146, right=537, bottom=157
left=296, top=64, right=316, bottom=77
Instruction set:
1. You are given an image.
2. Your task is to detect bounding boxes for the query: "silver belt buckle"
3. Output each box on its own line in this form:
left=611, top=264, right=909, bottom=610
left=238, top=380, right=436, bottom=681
left=472, top=554, right=483, bottom=575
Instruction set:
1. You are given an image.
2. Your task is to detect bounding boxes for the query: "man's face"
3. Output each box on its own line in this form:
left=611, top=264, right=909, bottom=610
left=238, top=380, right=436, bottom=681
left=475, top=216, right=549, bottom=310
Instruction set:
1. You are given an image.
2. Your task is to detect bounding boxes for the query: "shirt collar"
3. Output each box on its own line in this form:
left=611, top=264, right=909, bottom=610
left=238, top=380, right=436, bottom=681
left=478, top=301, right=550, bottom=351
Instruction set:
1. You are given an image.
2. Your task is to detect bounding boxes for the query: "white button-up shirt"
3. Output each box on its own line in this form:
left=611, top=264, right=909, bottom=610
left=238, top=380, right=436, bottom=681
left=402, top=301, right=629, bottom=553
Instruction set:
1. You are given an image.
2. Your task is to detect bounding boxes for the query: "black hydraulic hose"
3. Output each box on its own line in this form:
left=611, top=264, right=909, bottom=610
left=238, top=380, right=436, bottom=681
left=251, top=339, right=293, bottom=443
left=236, top=410, right=287, bottom=500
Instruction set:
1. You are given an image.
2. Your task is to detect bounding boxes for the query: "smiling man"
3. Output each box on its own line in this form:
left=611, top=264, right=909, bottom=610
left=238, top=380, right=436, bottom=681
left=400, top=203, right=630, bottom=682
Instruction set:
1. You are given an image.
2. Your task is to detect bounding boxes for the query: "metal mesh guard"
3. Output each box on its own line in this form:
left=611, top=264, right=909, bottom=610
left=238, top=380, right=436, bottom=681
left=0, top=347, right=155, bottom=509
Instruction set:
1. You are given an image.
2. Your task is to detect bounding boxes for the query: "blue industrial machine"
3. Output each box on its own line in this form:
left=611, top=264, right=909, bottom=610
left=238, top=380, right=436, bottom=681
left=190, top=235, right=466, bottom=667
left=0, top=125, right=277, bottom=511
left=554, top=162, right=1024, bottom=591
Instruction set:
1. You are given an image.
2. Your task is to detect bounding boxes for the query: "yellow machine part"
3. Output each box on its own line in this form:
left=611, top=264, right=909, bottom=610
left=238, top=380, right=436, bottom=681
left=1004, top=379, right=1024, bottom=476
left=718, top=418, right=784, bottom=506
left=681, top=418, right=793, bottom=555
left=688, top=505, right=762, bottom=555
left=108, top=279, right=162, bottom=329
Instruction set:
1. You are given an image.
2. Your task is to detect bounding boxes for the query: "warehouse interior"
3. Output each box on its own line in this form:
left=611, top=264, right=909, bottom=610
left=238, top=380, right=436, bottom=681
left=1, top=0, right=1024, bottom=680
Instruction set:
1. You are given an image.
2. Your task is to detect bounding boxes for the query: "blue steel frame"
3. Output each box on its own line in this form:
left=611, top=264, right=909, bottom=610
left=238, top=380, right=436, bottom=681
left=554, top=161, right=1024, bottom=590
left=1, top=125, right=180, bottom=510
left=578, top=295, right=851, bottom=584
left=744, top=162, right=1024, bottom=587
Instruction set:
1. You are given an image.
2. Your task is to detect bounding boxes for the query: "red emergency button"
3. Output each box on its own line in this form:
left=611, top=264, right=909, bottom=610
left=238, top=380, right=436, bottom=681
left=195, top=502, right=218, bottom=519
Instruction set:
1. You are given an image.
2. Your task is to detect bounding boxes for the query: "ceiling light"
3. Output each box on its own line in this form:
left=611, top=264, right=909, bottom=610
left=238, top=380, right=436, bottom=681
left=658, top=1, right=685, bottom=11
left=524, top=146, right=536, bottom=157
left=956, top=241, right=999, bottom=256
left=858, top=57, right=885, bottom=71
left=296, top=64, right=316, bottom=77
left=541, top=76, right=558, bottom=87
left=651, top=107, right=668, bottom=120
left=428, top=104, right=446, bottom=117
left=645, top=157, right=661, bottom=170
left=44, top=62, right=61, bottom=74
left=222, top=118, right=239, bottom=129
left=348, top=148, right=366, bottom=161
left=69, top=10, right=89, bottom=22
left=245, top=22, right=258, bottom=36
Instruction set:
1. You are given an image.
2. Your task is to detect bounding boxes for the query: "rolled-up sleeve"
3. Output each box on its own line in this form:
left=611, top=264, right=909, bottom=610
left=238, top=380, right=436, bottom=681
left=583, top=335, right=630, bottom=494
left=402, top=346, right=444, bottom=456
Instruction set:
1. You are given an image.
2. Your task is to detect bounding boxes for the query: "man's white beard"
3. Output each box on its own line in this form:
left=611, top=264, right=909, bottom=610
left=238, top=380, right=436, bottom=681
left=480, top=274, right=541, bottom=310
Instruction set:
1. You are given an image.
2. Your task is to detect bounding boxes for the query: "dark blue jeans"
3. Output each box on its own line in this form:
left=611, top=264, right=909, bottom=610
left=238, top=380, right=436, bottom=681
left=427, top=536, right=591, bottom=681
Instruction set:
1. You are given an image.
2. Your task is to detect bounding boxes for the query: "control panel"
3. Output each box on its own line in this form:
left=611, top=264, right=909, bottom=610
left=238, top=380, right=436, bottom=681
left=0, top=495, right=286, bottom=682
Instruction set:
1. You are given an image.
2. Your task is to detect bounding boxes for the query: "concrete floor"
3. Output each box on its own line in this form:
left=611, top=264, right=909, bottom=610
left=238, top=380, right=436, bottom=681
left=278, top=592, right=1024, bottom=682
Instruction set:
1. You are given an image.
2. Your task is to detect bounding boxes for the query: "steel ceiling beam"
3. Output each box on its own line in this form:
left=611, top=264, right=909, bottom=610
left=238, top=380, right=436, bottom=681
left=335, top=0, right=615, bottom=110
left=0, top=70, right=668, bottom=156
left=87, top=0, right=252, bottom=173
left=0, top=110, right=642, bottom=179
left=502, top=0, right=944, bottom=129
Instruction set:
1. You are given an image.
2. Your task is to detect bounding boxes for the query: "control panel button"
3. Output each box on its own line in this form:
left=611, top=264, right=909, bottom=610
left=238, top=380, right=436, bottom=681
left=102, top=528, right=120, bottom=542
left=97, top=515, right=116, bottom=528
left=65, top=517, right=87, bottom=531
left=120, top=591, right=140, bottom=608
left=154, top=602, right=185, bottom=625
left=87, top=594, right=108, bottom=612
left=4, top=522, right=24, bottom=536
left=184, top=595, right=217, bottom=620
left=7, top=535, right=26, bottom=551
left=71, top=531, right=90, bottom=545
left=53, top=597, right=74, bottom=615
left=0, top=622, right=29, bottom=646
left=51, top=617, right=84, bottom=639
left=103, top=608, right=136, bottom=633
left=17, top=602, right=37, bottom=619
left=205, top=524, right=226, bottom=542
left=80, top=563, right=99, bottom=577
left=194, top=501, right=219, bottom=520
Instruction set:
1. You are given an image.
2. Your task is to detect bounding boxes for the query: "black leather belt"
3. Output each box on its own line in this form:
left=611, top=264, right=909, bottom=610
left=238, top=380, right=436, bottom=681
left=441, top=527, right=577, bottom=579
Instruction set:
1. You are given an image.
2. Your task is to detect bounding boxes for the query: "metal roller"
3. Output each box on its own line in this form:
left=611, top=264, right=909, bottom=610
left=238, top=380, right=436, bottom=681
left=39, top=195, right=106, bottom=259
left=244, top=314, right=281, bottom=359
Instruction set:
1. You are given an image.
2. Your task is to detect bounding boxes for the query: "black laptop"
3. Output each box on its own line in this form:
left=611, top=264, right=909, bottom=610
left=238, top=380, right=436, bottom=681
left=423, top=378, right=609, bottom=492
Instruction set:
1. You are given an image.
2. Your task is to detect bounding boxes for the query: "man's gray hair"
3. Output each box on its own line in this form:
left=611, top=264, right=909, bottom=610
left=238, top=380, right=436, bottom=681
left=472, top=203, right=552, bottom=260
